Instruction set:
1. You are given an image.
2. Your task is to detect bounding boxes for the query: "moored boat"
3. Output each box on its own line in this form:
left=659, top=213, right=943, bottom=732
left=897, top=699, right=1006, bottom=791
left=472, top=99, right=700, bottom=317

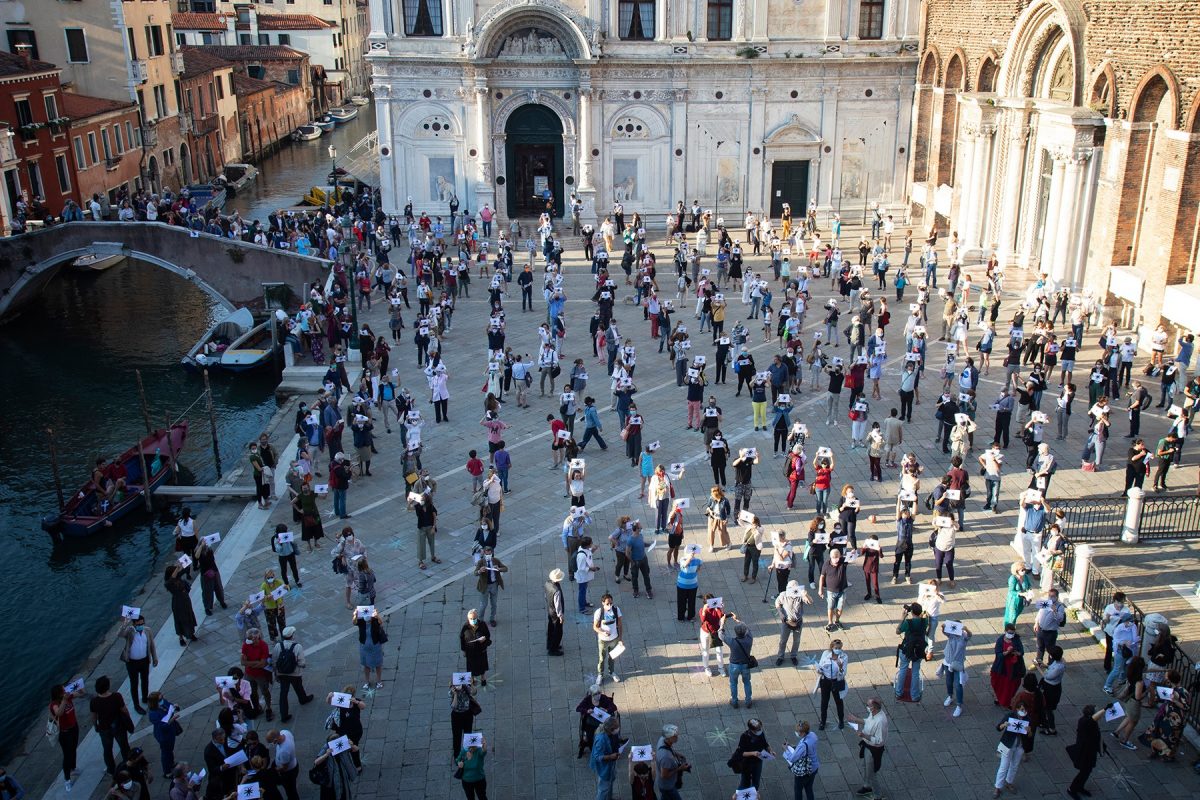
left=72, top=253, right=126, bottom=272
left=222, top=163, right=259, bottom=192
left=313, top=116, right=335, bottom=132
left=42, top=422, right=189, bottom=539
left=292, top=124, right=322, bottom=141
left=349, top=95, right=369, bottom=106
left=327, top=106, right=358, bottom=124
left=204, top=317, right=278, bottom=372
left=181, top=307, right=254, bottom=371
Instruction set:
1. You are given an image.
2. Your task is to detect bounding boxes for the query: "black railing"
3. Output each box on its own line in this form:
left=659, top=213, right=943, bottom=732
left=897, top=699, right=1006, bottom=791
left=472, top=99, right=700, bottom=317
left=1055, top=497, right=1127, bottom=542
left=1052, top=541, right=1200, bottom=734
left=1140, top=497, right=1200, bottom=540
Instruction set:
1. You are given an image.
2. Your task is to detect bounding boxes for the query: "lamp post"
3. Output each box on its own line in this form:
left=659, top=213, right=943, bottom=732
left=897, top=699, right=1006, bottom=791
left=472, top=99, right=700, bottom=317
left=328, top=144, right=337, bottom=205
left=340, top=240, right=359, bottom=350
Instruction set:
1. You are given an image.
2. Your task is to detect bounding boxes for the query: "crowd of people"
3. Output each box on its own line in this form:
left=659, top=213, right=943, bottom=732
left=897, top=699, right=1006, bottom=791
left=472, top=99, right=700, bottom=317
left=36, top=190, right=1200, bottom=800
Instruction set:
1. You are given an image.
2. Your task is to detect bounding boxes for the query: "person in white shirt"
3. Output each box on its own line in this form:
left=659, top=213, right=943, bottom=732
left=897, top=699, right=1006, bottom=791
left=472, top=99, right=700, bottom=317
left=266, top=729, right=299, bottom=800
left=1100, top=591, right=1129, bottom=672
left=816, top=641, right=849, bottom=730
left=846, top=698, right=889, bottom=795
left=592, top=593, right=624, bottom=684
left=574, top=537, right=599, bottom=613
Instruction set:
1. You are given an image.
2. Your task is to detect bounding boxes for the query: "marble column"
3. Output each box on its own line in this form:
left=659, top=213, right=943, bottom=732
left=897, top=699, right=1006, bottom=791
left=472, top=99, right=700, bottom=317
left=748, top=86, right=768, bottom=210
left=375, top=94, right=397, bottom=213
left=960, top=126, right=994, bottom=252
left=1038, top=153, right=1067, bottom=273
left=367, top=0, right=387, bottom=39
left=996, top=122, right=1029, bottom=268
left=579, top=88, right=594, bottom=190
left=1050, top=150, right=1086, bottom=287
left=884, top=0, right=899, bottom=40
left=953, top=129, right=978, bottom=239
left=825, top=0, right=844, bottom=41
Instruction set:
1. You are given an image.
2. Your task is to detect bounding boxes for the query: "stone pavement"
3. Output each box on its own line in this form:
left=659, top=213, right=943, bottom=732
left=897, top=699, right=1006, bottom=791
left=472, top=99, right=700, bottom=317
left=22, top=224, right=1199, bottom=800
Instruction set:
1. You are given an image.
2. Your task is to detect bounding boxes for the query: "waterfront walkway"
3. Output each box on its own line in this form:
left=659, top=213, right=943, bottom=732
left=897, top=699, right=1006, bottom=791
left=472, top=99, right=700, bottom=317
left=15, top=231, right=1199, bottom=800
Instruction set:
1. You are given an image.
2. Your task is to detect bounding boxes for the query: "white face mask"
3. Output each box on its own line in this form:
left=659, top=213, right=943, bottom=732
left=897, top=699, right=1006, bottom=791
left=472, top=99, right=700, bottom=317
left=121, top=783, right=134, bottom=791
left=1017, top=710, right=1027, bottom=718
left=1004, top=633, right=1015, bottom=640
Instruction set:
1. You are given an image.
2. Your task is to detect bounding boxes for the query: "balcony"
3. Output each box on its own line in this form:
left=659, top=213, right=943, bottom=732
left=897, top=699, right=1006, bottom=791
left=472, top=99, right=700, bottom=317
left=172, top=51, right=185, bottom=74
left=132, top=60, right=149, bottom=84
left=141, top=125, right=158, bottom=148
left=191, top=111, right=219, bottom=136
left=105, top=155, right=122, bottom=172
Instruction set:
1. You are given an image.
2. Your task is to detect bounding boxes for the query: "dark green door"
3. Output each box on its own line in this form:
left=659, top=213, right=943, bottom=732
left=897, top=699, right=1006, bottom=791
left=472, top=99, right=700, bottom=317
left=504, top=104, right=564, bottom=218
left=770, top=161, right=809, bottom=219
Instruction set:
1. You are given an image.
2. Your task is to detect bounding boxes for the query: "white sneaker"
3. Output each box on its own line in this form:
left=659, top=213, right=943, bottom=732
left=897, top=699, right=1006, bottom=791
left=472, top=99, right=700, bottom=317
left=953, top=705, right=962, bottom=718
left=64, top=781, right=72, bottom=793
left=611, top=673, right=621, bottom=683
left=944, top=696, right=953, bottom=707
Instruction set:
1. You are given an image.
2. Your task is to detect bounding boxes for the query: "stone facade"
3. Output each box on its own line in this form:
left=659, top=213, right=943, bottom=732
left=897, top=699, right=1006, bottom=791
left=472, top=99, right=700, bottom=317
left=911, top=0, right=1200, bottom=342
left=366, top=0, right=920, bottom=226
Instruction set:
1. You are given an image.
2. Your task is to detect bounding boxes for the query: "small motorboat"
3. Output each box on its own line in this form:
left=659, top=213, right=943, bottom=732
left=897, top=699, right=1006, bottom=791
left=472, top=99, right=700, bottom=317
left=222, top=163, right=259, bottom=192
left=349, top=95, right=369, bottom=106
left=292, top=124, right=322, bottom=141
left=327, top=106, right=358, bottom=124
left=202, top=316, right=279, bottom=373
left=181, top=307, right=254, bottom=371
left=42, top=422, right=189, bottom=539
left=72, top=253, right=126, bottom=272
left=314, top=116, right=336, bottom=132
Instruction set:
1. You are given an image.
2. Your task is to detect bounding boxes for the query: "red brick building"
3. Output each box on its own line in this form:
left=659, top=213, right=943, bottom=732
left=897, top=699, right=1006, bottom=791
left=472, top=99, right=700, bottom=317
left=910, top=0, right=1200, bottom=343
left=62, top=93, right=143, bottom=212
left=0, top=50, right=74, bottom=220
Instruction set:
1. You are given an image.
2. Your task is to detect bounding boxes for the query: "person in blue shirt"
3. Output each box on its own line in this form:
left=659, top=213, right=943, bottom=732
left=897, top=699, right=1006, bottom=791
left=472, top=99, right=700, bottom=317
left=0, top=768, right=25, bottom=800
left=625, top=521, right=653, bottom=599
left=589, top=716, right=622, bottom=799
left=579, top=397, right=608, bottom=451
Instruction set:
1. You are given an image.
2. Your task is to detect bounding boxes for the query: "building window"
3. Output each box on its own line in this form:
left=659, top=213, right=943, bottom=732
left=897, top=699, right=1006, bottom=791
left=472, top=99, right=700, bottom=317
left=278, top=34, right=290, bottom=46
left=228, top=74, right=234, bottom=96
left=209, top=82, right=216, bottom=108
left=238, top=33, right=252, bottom=45
left=127, top=27, right=139, bottom=61
left=258, top=34, right=270, bottom=45
left=87, top=132, right=98, bottom=164
left=247, top=65, right=265, bottom=79
left=125, top=121, right=134, bottom=147
left=114, top=124, right=124, bottom=154
left=64, top=28, right=89, bottom=63
left=153, top=85, right=167, bottom=119
left=286, top=69, right=299, bottom=85
left=6, top=30, right=39, bottom=61
left=402, top=0, right=443, bottom=37
left=145, top=25, right=165, bottom=57
left=26, top=161, right=43, bottom=199
left=55, top=154, right=70, bottom=193
left=176, top=33, right=186, bottom=48
left=73, top=136, right=86, bottom=169
left=706, top=0, right=732, bottom=41
left=101, top=129, right=112, bottom=160
left=43, top=94, right=59, bottom=123
left=618, top=1, right=655, bottom=40
left=14, top=98, right=34, bottom=140
left=858, top=0, right=885, bottom=40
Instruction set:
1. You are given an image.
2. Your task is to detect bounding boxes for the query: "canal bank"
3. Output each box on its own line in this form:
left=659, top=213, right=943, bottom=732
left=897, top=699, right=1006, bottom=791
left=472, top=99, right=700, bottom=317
left=226, top=106, right=377, bottom=224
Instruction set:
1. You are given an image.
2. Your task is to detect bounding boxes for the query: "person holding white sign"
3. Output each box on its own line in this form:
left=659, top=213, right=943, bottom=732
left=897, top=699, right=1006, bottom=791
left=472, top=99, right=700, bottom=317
left=939, top=622, right=972, bottom=717
left=993, top=701, right=1031, bottom=797
left=312, top=732, right=359, bottom=800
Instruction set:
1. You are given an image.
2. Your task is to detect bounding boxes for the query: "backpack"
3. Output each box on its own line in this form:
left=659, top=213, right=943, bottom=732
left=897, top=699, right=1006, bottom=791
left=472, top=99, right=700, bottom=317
left=275, top=642, right=298, bottom=674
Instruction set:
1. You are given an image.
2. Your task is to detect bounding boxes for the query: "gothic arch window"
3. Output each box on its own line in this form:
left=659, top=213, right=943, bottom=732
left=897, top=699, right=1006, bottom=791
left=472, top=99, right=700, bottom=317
left=977, top=57, right=998, bottom=93
left=403, top=0, right=444, bottom=37
left=618, top=1, right=655, bottom=41
left=1089, top=70, right=1112, bottom=117
left=1030, top=29, right=1073, bottom=103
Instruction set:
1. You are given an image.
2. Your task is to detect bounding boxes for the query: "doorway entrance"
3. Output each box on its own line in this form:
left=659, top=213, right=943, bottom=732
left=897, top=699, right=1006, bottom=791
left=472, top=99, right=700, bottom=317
left=770, top=160, right=809, bottom=219
left=504, top=104, right=564, bottom=218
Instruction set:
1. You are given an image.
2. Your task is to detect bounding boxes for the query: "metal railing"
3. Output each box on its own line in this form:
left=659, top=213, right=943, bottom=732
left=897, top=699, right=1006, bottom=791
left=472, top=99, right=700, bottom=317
left=1055, top=497, right=1127, bottom=542
left=1140, top=497, right=1200, bottom=540
left=1053, top=541, right=1200, bottom=734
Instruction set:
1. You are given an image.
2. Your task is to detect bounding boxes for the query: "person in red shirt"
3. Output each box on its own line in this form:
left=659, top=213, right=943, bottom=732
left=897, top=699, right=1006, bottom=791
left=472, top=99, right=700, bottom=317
left=548, top=414, right=566, bottom=468
left=699, top=595, right=727, bottom=676
left=240, top=628, right=275, bottom=720
left=466, top=449, right=485, bottom=493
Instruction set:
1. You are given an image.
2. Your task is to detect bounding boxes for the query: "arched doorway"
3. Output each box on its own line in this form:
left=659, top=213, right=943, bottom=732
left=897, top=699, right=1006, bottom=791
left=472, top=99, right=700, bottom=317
left=504, top=104, right=564, bottom=218
left=147, top=155, right=160, bottom=194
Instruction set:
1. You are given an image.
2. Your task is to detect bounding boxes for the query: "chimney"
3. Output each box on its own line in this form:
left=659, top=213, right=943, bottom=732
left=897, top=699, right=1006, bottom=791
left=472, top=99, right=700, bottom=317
left=13, top=43, right=32, bottom=68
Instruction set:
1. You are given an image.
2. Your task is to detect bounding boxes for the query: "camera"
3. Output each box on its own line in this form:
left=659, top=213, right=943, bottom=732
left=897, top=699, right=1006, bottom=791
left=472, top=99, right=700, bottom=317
left=902, top=603, right=919, bottom=614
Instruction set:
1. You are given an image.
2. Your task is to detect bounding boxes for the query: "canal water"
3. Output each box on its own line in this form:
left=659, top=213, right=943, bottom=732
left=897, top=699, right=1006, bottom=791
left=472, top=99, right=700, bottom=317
left=0, top=261, right=280, bottom=760
left=226, top=105, right=377, bottom=223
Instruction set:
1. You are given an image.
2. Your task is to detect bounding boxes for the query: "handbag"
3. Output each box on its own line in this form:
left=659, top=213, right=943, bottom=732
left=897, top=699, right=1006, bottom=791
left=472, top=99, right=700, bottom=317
left=45, top=717, right=59, bottom=739
left=788, top=741, right=815, bottom=777
left=308, top=764, right=332, bottom=786
left=746, top=655, right=759, bottom=669
left=468, top=697, right=483, bottom=716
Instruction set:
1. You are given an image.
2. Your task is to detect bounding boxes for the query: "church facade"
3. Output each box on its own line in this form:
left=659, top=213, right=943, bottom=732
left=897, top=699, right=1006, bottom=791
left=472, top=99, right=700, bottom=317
left=364, top=0, right=920, bottom=227
left=909, top=0, right=1200, bottom=339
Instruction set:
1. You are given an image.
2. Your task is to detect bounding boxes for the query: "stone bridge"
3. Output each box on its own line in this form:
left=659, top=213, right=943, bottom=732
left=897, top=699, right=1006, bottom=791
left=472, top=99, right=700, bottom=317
left=0, top=222, right=330, bottom=323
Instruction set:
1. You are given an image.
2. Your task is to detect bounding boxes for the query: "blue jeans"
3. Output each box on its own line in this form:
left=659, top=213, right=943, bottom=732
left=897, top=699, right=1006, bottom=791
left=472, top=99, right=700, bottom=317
left=578, top=581, right=590, bottom=613
left=1104, top=647, right=1128, bottom=691
left=729, top=662, right=752, bottom=702
left=497, top=468, right=509, bottom=492
left=985, top=477, right=1001, bottom=508
left=580, top=426, right=607, bottom=450
left=945, top=668, right=963, bottom=704
left=594, top=775, right=614, bottom=800
left=814, top=488, right=830, bottom=517
left=333, top=488, right=347, bottom=517
left=925, top=264, right=937, bottom=287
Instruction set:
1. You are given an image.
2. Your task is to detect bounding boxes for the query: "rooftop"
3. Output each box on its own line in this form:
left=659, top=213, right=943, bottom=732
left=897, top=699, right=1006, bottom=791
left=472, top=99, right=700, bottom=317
left=255, top=13, right=337, bottom=30
left=231, top=72, right=275, bottom=97
left=195, top=44, right=308, bottom=63
left=0, top=49, right=59, bottom=79
left=171, top=12, right=231, bottom=32
left=61, top=93, right=137, bottom=120
left=179, top=47, right=235, bottom=79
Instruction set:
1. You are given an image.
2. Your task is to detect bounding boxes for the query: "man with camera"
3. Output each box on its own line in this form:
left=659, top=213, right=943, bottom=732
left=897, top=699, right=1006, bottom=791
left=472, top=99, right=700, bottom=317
left=895, top=603, right=929, bottom=702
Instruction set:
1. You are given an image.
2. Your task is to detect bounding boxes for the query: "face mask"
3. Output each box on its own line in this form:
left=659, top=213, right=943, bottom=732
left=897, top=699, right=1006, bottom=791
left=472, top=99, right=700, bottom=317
left=122, top=783, right=134, bottom=791
left=833, top=648, right=842, bottom=655
left=1005, top=633, right=1015, bottom=640
left=134, top=625, right=144, bottom=633
left=1017, top=710, right=1027, bottom=718
left=468, top=618, right=477, bottom=626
